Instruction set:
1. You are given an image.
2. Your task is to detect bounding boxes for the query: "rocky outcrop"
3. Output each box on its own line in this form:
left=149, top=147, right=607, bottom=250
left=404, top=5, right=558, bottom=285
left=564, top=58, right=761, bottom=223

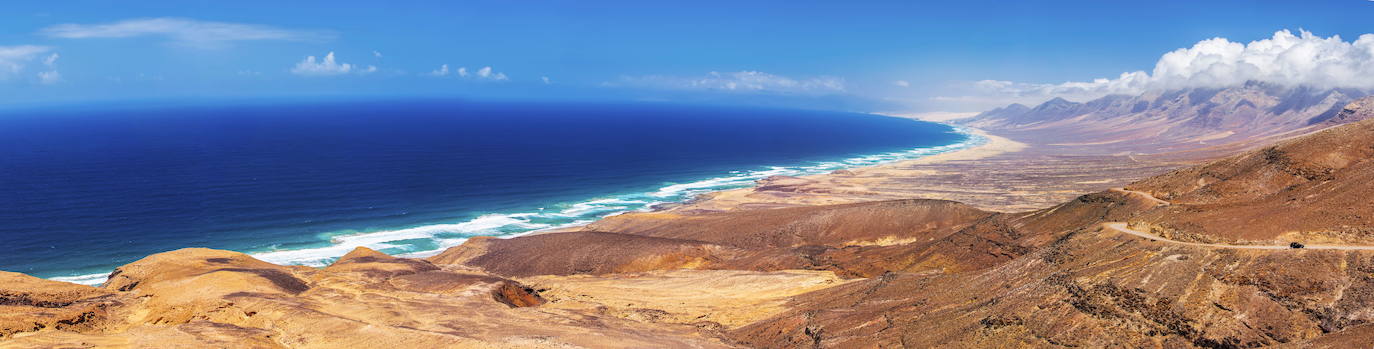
left=0, top=272, right=115, bottom=339
left=1312, top=95, right=1374, bottom=126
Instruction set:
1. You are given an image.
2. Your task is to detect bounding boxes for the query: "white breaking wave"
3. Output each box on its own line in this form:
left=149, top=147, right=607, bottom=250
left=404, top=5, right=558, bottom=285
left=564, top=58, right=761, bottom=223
left=49, top=273, right=111, bottom=285
left=49, top=126, right=984, bottom=286
left=250, top=213, right=551, bottom=266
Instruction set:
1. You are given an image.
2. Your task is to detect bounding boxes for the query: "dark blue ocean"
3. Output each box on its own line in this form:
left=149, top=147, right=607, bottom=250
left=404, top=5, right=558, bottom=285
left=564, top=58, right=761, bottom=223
left=0, top=100, right=973, bottom=284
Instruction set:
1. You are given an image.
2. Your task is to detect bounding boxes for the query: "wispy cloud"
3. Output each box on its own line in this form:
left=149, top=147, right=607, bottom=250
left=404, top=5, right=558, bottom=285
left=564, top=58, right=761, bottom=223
left=893, top=80, right=910, bottom=88
left=291, top=52, right=363, bottom=76
left=0, top=45, right=52, bottom=80
left=611, top=71, right=846, bottom=94
left=41, top=17, right=332, bottom=48
left=944, top=29, right=1374, bottom=108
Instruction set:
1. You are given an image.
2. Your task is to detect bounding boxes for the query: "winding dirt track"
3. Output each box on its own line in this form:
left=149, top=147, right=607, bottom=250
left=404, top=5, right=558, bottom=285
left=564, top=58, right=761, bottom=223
left=1108, top=188, right=1168, bottom=206
left=1101, top=188, right=1374, bottom=250
left=1103, top=223, right=1374, bottom=251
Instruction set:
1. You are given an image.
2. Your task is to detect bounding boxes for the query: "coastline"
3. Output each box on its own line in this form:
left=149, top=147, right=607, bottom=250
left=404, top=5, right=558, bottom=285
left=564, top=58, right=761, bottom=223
left=534, top=124, right=1016, bottom=236
left=581, top=117, right=1194, bottom=230
left=46, top=119, right=984, bottom=286
left=873, top=126, right=1026, bottom=165
left=618, top=126, right=1026, bottom=215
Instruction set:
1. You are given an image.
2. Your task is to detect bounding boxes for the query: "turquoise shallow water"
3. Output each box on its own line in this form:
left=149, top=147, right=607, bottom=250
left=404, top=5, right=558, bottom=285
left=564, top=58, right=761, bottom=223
left=0, top=100, right=976, bottom=285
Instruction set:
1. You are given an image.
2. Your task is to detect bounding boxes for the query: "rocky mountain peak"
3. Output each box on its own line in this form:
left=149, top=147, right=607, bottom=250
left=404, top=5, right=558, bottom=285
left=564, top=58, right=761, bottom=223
left=1318, top=95, right=1374, bottom=126
left=1035, top=97, right=1077, bottom=110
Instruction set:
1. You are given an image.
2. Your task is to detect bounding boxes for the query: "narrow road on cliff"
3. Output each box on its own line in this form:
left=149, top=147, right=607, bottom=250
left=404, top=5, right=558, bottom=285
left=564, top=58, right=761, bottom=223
left=1107, top=187, right=1170, bottom=206
left=1103, top=223, right=1374, bottom=250
left=1101, top=188, right=1374, bottom=250
left=1103, top=223, right=1293, bottom=250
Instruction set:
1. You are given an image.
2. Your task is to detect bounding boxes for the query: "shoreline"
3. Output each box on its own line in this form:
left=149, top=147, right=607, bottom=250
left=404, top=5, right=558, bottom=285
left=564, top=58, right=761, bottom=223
left=537, top=124, right=1022, bottom=234
left=46, top=119, right=985, bottom=286
left=631, top=126, right=1027, bottom=214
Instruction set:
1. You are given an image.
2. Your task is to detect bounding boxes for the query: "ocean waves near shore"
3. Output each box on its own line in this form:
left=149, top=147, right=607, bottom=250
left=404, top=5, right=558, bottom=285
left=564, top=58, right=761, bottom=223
left=51, top=126, right=981, bottom=285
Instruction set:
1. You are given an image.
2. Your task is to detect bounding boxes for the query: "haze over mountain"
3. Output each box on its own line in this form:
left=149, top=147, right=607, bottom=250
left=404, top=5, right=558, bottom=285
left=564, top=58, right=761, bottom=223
left=960, top=83, right=1371, bottom=156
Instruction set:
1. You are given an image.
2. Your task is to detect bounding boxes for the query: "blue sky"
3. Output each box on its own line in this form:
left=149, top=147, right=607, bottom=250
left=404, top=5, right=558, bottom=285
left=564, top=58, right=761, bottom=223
left=3, top=0, right=1374, bottom=113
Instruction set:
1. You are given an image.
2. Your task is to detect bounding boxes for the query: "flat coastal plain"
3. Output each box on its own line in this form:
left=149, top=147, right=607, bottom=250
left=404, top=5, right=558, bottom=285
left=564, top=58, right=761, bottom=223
left=637, top=120, right=1196, bottom=215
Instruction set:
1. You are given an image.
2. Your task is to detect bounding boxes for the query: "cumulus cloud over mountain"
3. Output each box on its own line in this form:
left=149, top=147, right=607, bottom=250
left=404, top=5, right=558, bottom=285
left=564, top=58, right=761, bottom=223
left=956, top=30, right=1374, bottom=107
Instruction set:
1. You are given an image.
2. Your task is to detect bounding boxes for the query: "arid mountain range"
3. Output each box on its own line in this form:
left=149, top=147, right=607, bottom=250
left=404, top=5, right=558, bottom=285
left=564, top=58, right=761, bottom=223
left=6, top=91, right=1374, bottom=348
left=963, top=83, right=1369, bottom=158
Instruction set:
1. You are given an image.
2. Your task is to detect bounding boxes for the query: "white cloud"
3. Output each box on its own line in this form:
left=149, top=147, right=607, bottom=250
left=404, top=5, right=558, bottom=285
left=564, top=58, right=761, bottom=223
left=0, top=45, right=52, bottom=80
left=37, top=70, right=61, bottom=85
left=949, top=29, right=1374, bottom=107
left=431, top=64, right=508, bottom=81
left=290, top=52, right=354, bottom=76
left=41, top=17, right=331, bottom=48
left=372, top=50, right=383, bottom=58
left=362, top=65, right=377, bottom=74
left=612, top=71, right=846, bottom=94
left=42, top=53, right=59, bottom=67
left=893, top=80, right=910, bottom=87
left=542, top=76, right=552, bottom=84
left=475, top=66, right=508, bottom=80
left=430, top=64, right=450, bottom=76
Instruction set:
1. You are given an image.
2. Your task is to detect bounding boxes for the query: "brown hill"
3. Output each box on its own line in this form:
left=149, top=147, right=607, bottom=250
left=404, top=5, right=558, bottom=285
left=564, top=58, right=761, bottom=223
left=432, top=198, right=1132, bottom=279
left=1123, top=100, right=1374, bottom=243
left=584, top=199, right=994, bottom=249
left=428, top=231, right=742, bottom=277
